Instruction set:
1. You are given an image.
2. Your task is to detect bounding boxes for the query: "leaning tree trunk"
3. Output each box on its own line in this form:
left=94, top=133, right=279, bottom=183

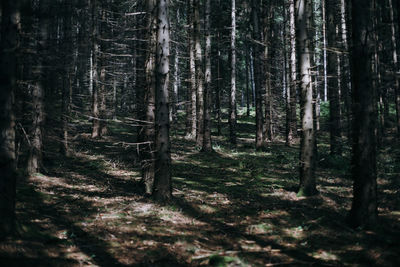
left=0, top=0, right=18, bottom=239
left=153, top=0, right=172, bottom=202
left=202, top=0, right=213, bottom=152
left=297, top=0, right=317, bottom=197
left=229, top=0, right=237, bottom=146
left=347, top=0, right=378, bottom=228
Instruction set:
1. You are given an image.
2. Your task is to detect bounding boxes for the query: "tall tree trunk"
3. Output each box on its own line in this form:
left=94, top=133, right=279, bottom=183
left=297, top=0, right=317, bottom=197
left=185, top=0, right=197, bottom=139
left=347, top=0, right=378, bottom=228
left=245, top=40, right=251, bottom=117
left=202, top=0, right=212, bottom=151
left=99, top=5, right=107, bottom=137
left=340, top=0, right=352, bottom=139
left=91, top=0, right=100, bottom=138
left=322, top=0, right=328, bottom=102
left=28, top=0, right=48, bottom=174
left=61, top=2, right=72, bottom=157
left=251, top=0, right=264, bottom=151
left=140, top=0, right=157, bottom=195
left=215, top=0, right=222, bottom=136
left=288, top=0, right=297, bottom=146
left=194, top=0, right=204, bottom=147
left=283, top=3, right=291, bottom=144
left=326, top=0, right=342, bottom=155
left=0, top=0, right=18, bottom=239
left=389, top=0, right=400, bottom=135
left=263, top=2, right=273, bottom=144
left=153, top=0, right=172, bottom=202
left=229, top=0, right=237, bottom=145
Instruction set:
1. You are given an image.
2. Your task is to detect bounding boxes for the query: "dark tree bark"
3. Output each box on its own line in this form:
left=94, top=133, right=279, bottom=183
left=61, top=2, right=72, bottom=157
left=0, top=0, right=18, bottom=239
left=153, top=0, right=172, bottom=202
left=326, top=0, right=342, bottom=155
left=388, top=0, right=400, bottom=136
left=91, top=0, right=100, bottom=139
left=245, top=40, right=251, bottom=117
left=262, top=1, right=273, bottom=144
left=139, top=0, right=157, bottom=195
left=251, top=0, right=264, bottom=151
left=229, top=0, right=237, bottom=146
left=28, top=0, right=48, bottom=174
left=347, top=0, right=378, bottom=228
left=297, top=0, right=317, bottom=197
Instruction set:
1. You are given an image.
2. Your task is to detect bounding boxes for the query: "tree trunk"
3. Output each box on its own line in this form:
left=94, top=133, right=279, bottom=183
left=347, top=0, right=378, bottom=228
left=216, top=0, right=222, bottom=136
left=202, top=0, right=213, bottom=152
left=61, top=3, right=72, bottom=157
left=251, top=0, right=264, bottom=151
left=153, top=0, right=172, bottom=202
left=0, top=0, right=18, bottom=239
left=245, top=40, right=251, bottom=117
left=288, top=0, right=297, bottom=146
left=326, top=0, right=342, bottom=155
left=139, top=0, right=157, bottom=195
left=194, top=0, right=204, bottom=147
left=389, top=0, right=400, bottom=135
left=263, top=2, right=273, bottom=144
left=185, top=0, right=197, bottom=139
left=28, top=0, right=48, bottom=174
left=340, top=0, right=352, bottom=140
left=91, top=0, right=100, bottom=138
left=322, top=0, right=328, bottom=102
left=297, top=0, right=317, bottom=197
left=229, top=0, right=237, bottom=146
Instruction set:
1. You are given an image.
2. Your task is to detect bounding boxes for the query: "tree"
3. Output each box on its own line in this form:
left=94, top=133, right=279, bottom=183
left=326, top=0, right=342, bottom=155
left=297, top=0, right=317, bottom=197
left=347, top=0, right=378, bottom=228
left=139, top=0, right=157, bottom=195
left=287, top=0, right=298, bottom=146
left=388, top=0, right=400, bottom=136
left=194, top=0, right=204, bottom=148
left=185, top=0, right=197, bottom=140
left=0, top=0, right=19, bottom=239
left=229, top=0, right=237, bottom=145
left=251, top=0, right=264, bottom=151
left=91, top=0, right=101, bottom=139
left=28, top=0, right=48, bottom=174
left=153, top=0, right=172, bottom=202
left=202, top=0, right=213, bottom=152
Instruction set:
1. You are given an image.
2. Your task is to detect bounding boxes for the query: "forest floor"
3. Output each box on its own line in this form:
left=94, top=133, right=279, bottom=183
left=1, top=114, right=400, bottom=266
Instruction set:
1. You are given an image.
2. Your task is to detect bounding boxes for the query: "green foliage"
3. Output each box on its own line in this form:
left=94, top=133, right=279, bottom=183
left=209, top=255, right=247, bottom=267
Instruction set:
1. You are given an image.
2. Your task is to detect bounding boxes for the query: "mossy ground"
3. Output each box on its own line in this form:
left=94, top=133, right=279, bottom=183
left=1, top=110, right=399, bottom=266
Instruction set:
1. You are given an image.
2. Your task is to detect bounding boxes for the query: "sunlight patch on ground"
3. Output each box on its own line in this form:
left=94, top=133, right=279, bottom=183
left=310, top=250, right=339, bottom=261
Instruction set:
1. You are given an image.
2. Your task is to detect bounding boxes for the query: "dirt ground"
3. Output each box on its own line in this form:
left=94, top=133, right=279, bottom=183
left=1, top=118, right=399, bottom=266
